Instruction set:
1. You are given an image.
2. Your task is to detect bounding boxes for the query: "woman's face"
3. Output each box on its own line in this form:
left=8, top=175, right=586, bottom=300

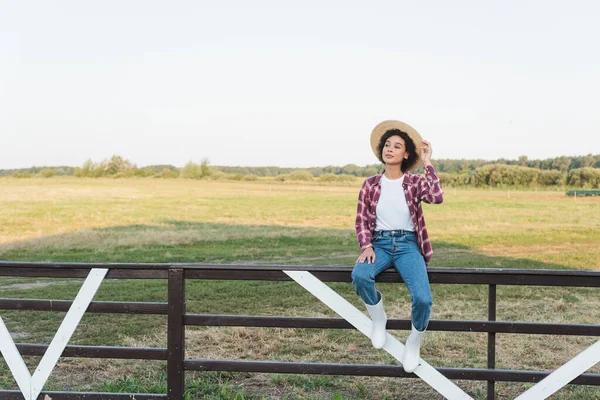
left=382, top=135, right=409, bottom=166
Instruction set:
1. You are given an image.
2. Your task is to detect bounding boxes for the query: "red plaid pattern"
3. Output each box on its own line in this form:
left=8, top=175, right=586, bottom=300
left=355, top=165, right=444, bottom=265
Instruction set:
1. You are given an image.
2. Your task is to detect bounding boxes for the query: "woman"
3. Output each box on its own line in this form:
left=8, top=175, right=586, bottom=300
left=351, top=120, right=444, bottom=373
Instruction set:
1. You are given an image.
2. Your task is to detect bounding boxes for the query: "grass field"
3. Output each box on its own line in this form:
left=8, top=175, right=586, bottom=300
left=1, top=177, right=599, bottom=399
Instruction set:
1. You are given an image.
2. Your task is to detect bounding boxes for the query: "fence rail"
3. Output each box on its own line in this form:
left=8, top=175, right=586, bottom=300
left=0, top=261, right=599, bottom=400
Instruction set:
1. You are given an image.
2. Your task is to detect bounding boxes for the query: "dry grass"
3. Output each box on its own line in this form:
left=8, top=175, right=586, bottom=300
left=1, top=178, right=599, bottom=398
left=3, top=178, right=600, bottom=269
left=102, top=319, right=600, bottom=398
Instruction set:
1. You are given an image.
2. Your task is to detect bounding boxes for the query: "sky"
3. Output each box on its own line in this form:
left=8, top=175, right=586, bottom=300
left=2, top=1, right=600, bottom=169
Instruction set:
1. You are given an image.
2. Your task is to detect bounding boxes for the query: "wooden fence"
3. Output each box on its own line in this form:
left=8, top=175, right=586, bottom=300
left=0, top=262, right=599, bottom=399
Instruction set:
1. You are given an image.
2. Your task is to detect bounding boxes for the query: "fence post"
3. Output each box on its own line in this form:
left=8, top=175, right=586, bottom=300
left=488, top=284, right=497, bottom=400
left=168, top=268, right=185, bottom=400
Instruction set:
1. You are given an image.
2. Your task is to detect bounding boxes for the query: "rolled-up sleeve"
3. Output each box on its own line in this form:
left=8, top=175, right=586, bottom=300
left=419, top=165, right=444, bottom=204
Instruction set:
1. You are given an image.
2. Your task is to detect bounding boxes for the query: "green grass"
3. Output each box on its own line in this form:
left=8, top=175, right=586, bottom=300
left=1, top=178, right=599, bottom=399
left=101, top=373, right=167, bottom=394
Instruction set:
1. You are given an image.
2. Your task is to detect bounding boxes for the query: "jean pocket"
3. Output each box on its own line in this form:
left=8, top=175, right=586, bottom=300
left=405, top=234, right=418, bottom=244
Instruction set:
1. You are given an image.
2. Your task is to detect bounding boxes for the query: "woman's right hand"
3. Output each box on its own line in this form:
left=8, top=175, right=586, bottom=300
left=357, top=246, right=376, bottom=264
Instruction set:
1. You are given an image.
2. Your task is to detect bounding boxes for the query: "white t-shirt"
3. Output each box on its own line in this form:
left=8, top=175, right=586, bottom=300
left=375, top=174, right=416, bottom=232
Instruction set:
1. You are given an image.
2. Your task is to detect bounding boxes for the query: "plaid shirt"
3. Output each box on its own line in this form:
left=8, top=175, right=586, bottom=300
left=355, top=165, right=444, bottom=265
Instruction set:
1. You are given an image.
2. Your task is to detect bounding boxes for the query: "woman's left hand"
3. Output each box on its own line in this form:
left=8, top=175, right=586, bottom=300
left=421, top=140, right=433, bottom=166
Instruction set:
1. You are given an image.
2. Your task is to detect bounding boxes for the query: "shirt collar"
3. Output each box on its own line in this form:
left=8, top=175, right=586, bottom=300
left=374, top=172, right=410, bottom=187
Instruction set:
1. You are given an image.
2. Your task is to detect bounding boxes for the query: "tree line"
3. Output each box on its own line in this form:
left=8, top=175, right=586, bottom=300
left=2, top=154, right=600, bottom=188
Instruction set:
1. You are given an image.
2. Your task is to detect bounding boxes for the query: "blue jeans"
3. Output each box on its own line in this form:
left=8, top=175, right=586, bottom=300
left=351, top=230, right=432, bottom=332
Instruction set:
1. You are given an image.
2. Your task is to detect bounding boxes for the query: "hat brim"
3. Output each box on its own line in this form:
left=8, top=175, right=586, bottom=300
left=370, top=120, right=423, bottom=171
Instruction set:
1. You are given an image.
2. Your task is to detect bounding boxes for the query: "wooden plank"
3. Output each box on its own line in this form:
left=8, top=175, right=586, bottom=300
left=108, top=269, right=168, bottom=279
left=185, top=269, right=292, bottom=281
left=183, top=314, right=600, bottom=335
left=488, top=284, right=497, bottom=400
left=184, top=360, right=600, bottom=384
left=0, top=390, right=167, bottom=399
left=0, top=299, right=168, bottom=314
left=16, top=344, right=167, bottom=360
left=3, top=261, right=600, bottom=278
left=167, top=269, right=185, bottom=400
left=187, top=359, right=415, bottom=377
left=0, top=268, right=167, bottom=279
left=0, top=268, right=95, bottom=278
left=0, top=261, right=169, bottom=269
left=2, top=262, right=600, bottom=286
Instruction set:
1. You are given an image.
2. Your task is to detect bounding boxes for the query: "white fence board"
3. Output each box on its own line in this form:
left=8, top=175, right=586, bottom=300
left=515, top=339, right=600, bottom=400
left=0, top=317, right=32, bottom=399
left=0, top=268, right=108, bottom=400
left=284, top=270, right=473, bottom=400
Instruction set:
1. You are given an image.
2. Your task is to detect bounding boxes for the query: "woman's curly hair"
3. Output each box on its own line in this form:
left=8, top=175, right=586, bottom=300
left=377, top=129, right=418, bottom=172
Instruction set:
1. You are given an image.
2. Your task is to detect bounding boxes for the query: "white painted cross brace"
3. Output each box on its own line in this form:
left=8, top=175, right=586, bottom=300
left=514, top=339, right=600, bottom=400
left=284, top=270, right=473, bottom=400
left=0, top=268, right=108, bottom=400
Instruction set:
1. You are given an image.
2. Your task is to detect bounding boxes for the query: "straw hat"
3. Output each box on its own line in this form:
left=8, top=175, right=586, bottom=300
left=370, top=120, right=423, bottom=170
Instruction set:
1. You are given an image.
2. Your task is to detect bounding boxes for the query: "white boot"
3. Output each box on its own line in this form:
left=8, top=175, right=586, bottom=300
left=364, top=291, right=387, bottom=349
left=403, top=324, right=425, bottom=373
